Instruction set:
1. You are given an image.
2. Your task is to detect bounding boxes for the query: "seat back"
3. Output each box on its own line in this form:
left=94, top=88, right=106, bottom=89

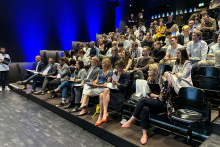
left=160, top=65, right=172, bottom=74
left=197, top=76, right=219, bottom=90
left=158, top=36, right=166, bottom=44
left=177, top=87, right=205, bottom=110
left=198, top=67, right=219, bottom=78
left=202, top=32, right=210, bottom=40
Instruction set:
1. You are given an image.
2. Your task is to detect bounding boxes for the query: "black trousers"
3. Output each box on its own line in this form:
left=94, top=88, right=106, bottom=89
left=133, top=98, right=167, bottom=130
left=0, top=71, right=9, bottom=86
left=69, top=86, right=83, bottom=104
left=41, top=77, right=61, bottom=91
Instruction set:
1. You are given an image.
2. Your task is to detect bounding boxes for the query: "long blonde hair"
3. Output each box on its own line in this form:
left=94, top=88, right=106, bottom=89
left=102, top=58, right=112, bottom=71
left=149, top=63, right=163, bottom=84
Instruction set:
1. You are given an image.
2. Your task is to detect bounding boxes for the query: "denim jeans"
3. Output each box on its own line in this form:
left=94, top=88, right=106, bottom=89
left=58, top=81, right=73, bottom=101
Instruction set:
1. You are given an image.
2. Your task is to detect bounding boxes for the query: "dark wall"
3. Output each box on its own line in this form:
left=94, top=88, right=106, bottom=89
left=0, top=0, right=115, bottom=62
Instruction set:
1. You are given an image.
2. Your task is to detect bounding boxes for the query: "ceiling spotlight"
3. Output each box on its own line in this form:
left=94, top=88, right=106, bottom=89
left=142, top=9, right=144, bottom=11
left=167, top=5, right=169, bottom=6
left=130, top=4, right=132, bottom=7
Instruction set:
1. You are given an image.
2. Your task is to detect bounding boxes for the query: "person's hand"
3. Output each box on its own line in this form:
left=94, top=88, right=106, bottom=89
left=175, top=73, right=178, bottom=77
left=1, top=60, right=5, bottom=63
left=58, top=65, right=62, bottom=70
left=81, top=80, right=85, bottom=85
left=50, top=76, right=56, bottom=78
left=89, top=57, right=92, bottom=60
left=33, top=70, right=36, bottom=72
left=42, top=74, right=46, bottom=77
left=103, top=82, right=108, bottom=87
left=92, top=84, right=98, bottom=88
left=90, top=79, right=95, bottom=85
left=133, top=68, right=139, bottom=71
left=163, top=57, right=168, bottom=61
left=202, top=27, right=206, bottom=30
left=70, top=65, right=75, bottom=68
left=112, top=80, right=117, bottom=85
left=40, top=72, right=43, bottom=74
left=70, top=78, right=74, bottom=81
left=129, top=70, right=134, bottom=73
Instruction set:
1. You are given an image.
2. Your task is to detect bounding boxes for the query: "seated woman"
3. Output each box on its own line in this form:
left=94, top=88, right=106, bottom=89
left=122, top=50, right=132, bottom=72
left=69, top=50, right=76, bottom=60
left=52, top=60, right=87, bottom=107
left=78, top=49, right=90, bottom=67
left=122, top=63, right=172, bottom=145
left=194, top=17, right=201, bottom=30
left=98, top=39, right=105, bottom=55
left=84, top=42, right=91, bottom=57
left=95, top=59, right=130, bottom=126
left=138, top=31, right=146, bottom=42
left=171, top=24, right=180, bottom=36
left=78, top=58, right=113, bottom=116
left=141, top=32, right=154, bottom=48
left=156, top=20, right=166, bottom=41
left=164, top=48, right=193, bottom=94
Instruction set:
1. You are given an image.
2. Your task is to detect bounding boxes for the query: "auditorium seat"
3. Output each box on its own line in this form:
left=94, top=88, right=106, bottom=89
left=202, top=32, right=210, bottom=40
left=40, top=50, right=64, bottom=65
left=197, top=67, right=219, bottom=78
left=170, top=87, right=211, bottom=141
left=158, top=36, right=166, bottom=46
left=160, top=65, right=172, bottom=74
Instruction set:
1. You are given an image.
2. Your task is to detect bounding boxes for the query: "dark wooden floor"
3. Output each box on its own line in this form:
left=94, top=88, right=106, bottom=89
left=8, top=83, right=214, bottom=147
left=0, top=90, right=113, bottom=147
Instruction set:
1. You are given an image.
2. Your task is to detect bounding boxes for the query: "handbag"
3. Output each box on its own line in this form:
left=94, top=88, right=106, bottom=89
left=129, top=93, right=143, bottom=104
left=92, top=104, right=100, bottom=119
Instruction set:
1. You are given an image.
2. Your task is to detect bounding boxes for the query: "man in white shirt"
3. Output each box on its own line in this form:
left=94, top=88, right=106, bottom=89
left=162, top=31, right=172, bottom=50
left=131, top=42, right=143, bottom=62
left=128, top=29, right=134, bottom=41
left=160, top=36, right=183, bottom=66
left=120, top=35, right=130, bottom=50
left=186, top=30, right=208, bottom=68
left=189, top=21, right=196, bottom=33
left=138, top=22, right=146, bottom=33
left=133, top=25, right=140, bottom=38
left=129, top=35, right=141, bottom=49
left=177, top=25, right=192, bottom=47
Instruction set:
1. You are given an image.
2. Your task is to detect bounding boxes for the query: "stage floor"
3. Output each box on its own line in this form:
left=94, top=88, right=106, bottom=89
left=8, top=83, right=217, bottom=147
left=0, top=90, right=113, bottom=147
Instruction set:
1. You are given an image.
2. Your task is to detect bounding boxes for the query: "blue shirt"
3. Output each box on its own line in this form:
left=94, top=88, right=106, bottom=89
left=97, top=70, right=113, bottom=85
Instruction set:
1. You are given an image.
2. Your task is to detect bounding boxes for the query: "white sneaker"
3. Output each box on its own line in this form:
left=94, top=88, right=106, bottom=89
left=0, top=86, right=2, bottom=92
left=5, top=86, right=11, bottom=91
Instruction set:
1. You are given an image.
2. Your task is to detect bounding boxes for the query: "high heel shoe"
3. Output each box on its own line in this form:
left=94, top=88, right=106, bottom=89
left=121, top=120, right=136, bottom=128
left=95, top=121, right=102, bottom=126
left=101, top=115, right=109, bottom=123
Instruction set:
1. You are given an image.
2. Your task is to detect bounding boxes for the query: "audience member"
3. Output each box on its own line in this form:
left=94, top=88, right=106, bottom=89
left=128, top=14, right=135, bottom=23
left=133, top=25, right=140, bottom=38
left=120, top=35, right=130, bottom=50
left=186, top=30, right=208, bottom=67
left=102, top=33, right=108, bottom=40
left=132, top=47, right=154, bottom=80
left=137, top=13, right=145, bottom=24
left=53, top=60, right=87, bottom=107
left=151, top=41, right=166, bottom=63
left=117, top=42, right=124, bottom=56
left=194, top=17, right=201, bottom=30
left=69, top=50, right=77, bottom=60
left=98, top=41, right=116, bottom=62
left=21, top=55, right=45, bottom=90
left=131, top=42, right=143, bottom=61
left=171, top=24, right=180, bottom=36
left=147, top=22, right=156, bottom=36
left=89, top=41, right=99, bottom=59
left=164, top=48, right=193, bottom=94
left=156, top=20, right=166, bottom=41
left=130, top=35, right=141, bottom=48
left=162, top=31, right=172, bottom=50
left=95, top=59, right=130, bottom=126
left=115, top=28, right=120, bottom=37
left=213, top=22, right=220, bottom=43
left=141, top=32, right=154, bottom=48
left=188, top=21, right=196, bottom=33
left=84, top=42, right=91, bottom=57
left=78, top=49, right=90, bottom=67
left=177, top=25, right=192, bottom=47
left=110, top=46, right=121, bottom=69
left=123, top=26, right=129, bottom=35
left=78, top=58, right=113, bottom=116
left=198, top=34, right=220, bottom=68
left=201, top=11, right=208, bottom=20
left=98, top=39, right=105, bottom=55
left=200, top=15, right=217, bottom=37
left=0, top=47, right=11, bottom=91
left=122, top=50, right=133, bottom=72
left=138, top=22, right=146, bottom=32
left=166, top=15, right=176, bottom=30
left=122, top=63, right=172, bottom=145
left=160, top=36, right=183, bottom=66
left=17, top=58, right=58, bottom=94
left=138, top=31, right=145, bottom=42
left=128, top=29, right=134, bottom=41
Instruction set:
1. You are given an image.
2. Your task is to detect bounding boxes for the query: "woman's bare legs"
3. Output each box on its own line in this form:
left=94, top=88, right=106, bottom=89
left=140, top=130, right=148, bottom=144
left=121, top=116, right=136, bottom=128
left=164, top=72, right=172, bottom=85
left=96, top=93, right=104, bottom=123
left=79, top=94, right=89, bottom=114
left=103, top=88, right=110, bottom=119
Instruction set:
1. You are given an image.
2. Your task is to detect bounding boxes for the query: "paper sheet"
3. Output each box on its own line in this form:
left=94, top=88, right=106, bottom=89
left=112, top=74, right=119, bottom=82
left=107, top=83, right=118, bottom=90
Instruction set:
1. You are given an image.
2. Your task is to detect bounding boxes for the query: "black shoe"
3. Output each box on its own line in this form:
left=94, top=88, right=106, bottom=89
left=78, top=105, right=88, bottom=111
left=17, top=81, right=26, bottom=85
left=76, top=112, right=88, bottom=116
left=63, top=103, right=74, bottom=109
left=34, top=90, right=45, bottom=95
left=69, top=105, right=80, bottom=113
left=26, top=90, right=35, bottom=94
left=56, top=102, right=66, bottom=107
left=47, top=94, right=57, bottom=99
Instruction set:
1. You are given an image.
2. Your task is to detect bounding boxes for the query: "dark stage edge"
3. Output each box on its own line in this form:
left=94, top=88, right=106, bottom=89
left=9, top=84, right=137, bottom=147
left=9, top=83, right=207, bottom=147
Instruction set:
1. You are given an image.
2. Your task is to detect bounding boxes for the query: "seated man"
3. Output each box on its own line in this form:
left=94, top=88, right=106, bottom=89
left=21, top=55, right=45, bottom=90
left=188, top=20, right=196, bottom=33
left=17, top=58, right=57, bottom=94
left=129, top=35, right=141, bottom=49
left=128, top=29, right=134, bottom=41
left=151, top=41, right=166, bottom=63
left=198, top=34, right=220, bottom=68
left=200, top=15, right=216, bottom=38
left=98, top=41, right=116, bottom=62
left=88, top=41, right=99, bottom=60
left=132, top=46, right=154, bottom=80
left=65, top=57, right=100, bottom=112
left=133, top=25, right=140, bottom=38
left=166, top=15, right=176, bottom=30
left=162, top=31, right=172, bottom=50
left=117, top=42, right=124, bottom=56
left=186, top=30, right=208, bottom=68
left=178, top=25, right=192, bottom=47
left=110, top=46, right=121, bottom=69
left=160, top=36, right=182, bottom=66
left=138, top=22, right=146, bottom=33
left=120, top=35, right=130, bottom=50
left=131, top=42, right=143, bottom=62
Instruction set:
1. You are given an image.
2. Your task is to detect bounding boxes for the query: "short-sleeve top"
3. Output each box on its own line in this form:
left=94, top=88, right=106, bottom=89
left=97, top=70, right=113, bottom=85
left=0, top=53, right=10, bottom=71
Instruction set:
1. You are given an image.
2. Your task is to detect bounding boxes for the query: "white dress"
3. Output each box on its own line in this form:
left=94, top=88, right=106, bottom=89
left=167, top=61, right=193, bottom=94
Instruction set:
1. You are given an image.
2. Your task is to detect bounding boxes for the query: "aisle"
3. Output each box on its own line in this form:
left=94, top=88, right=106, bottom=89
left=0, top=91, right=113, bottom=147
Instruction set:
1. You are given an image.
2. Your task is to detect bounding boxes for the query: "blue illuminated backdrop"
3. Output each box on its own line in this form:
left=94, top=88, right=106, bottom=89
left=0, top=0, right=115, bottom=62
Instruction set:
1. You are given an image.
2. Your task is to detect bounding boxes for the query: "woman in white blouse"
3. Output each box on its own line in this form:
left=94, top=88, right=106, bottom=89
left=171, top=24, right=180, bottom=36
left=78, top=49, right=90, bottom=67
left=194, top=17, right=201, bottom=30
left=164, top=48, right=193, bottom=94
left=122, top=50, right=133, bottom=71
left=83, top=42, right=91, bottom=57
left=0, top=47, right=11, bottom=91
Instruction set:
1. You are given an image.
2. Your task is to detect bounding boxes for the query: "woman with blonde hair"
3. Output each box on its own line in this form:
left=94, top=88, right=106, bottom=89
left=171, top=24, right=180, bottom=36
left=77, top=58, right=113, bottom=116
left=122, top=63, right=172, bottom=145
